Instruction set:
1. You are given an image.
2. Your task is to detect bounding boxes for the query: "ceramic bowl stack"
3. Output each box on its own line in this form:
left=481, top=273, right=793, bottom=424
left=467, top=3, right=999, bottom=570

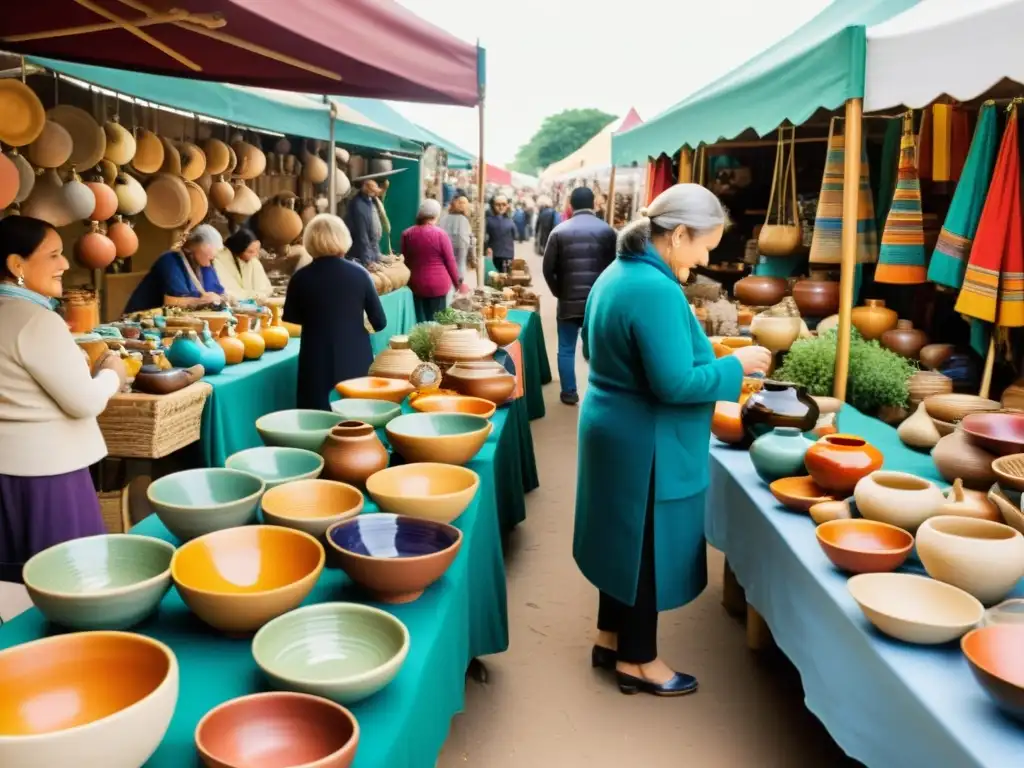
left=146, top=468, right=265, bottom=541
left=255, top=409, right=344, bottom=451
left=433, top=327, right=497, bottom=367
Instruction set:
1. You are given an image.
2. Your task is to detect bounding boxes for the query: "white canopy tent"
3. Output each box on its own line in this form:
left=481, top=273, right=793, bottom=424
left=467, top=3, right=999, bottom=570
left=865, top=0, right=1024, bottom=111
left=539, top=108, right=643, bottom=183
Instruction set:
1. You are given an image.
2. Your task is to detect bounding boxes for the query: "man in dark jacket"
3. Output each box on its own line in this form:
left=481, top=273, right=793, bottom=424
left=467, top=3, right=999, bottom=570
left=534, top=198, right=558, bottom=256
left=542, top=186, right=616, bottom=405
left=344, top=176, right=383, bottom=267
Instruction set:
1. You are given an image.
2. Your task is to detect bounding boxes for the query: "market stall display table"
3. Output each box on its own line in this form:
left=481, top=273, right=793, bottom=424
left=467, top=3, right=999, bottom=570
left=508, top=308, right=551, bottom=420
left=705, top=406, right=1024, bottom=768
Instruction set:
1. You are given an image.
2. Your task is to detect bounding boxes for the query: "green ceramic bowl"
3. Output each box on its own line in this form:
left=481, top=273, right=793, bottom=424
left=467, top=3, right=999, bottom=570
left=330, top=398, right=402, bottom=428
left=252, top=602, right=409, bottom=705
left=256, top=409, right=344, bottom=452
left=23, top=534, right=175, bottom=630
left=385, top=412, right=492, bottom=465
left=147, top=468, right=265, bottom=541
left=225, top=447, right=325, bottom=490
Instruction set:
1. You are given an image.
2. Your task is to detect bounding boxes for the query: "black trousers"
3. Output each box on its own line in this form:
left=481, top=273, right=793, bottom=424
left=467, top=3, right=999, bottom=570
left=413, top=294, right=448, bottom=324
left=597, top=474, right=658, bottom=664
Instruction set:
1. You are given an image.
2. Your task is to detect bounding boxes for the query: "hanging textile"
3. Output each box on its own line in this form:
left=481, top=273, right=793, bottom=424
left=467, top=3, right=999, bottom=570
left=876, top=114, right=927, bottom=284
left=917, top=108, right=933, bottom=182
left=932, top=104, right=953, bottom=181
left=644, top=158, right=655, bottom=206
left=874, top=117, right=903, bottom=233
left=650, top=153, right=674, bottom=200
left=955, top=105, right=1024, bottom=327
left=949, top=107, right=971, bottom=182
left=677, top=148, right=693, bottom=184
left=930, top=103, right=999, bottom=290
left=808, top=120, right=879, bottom=265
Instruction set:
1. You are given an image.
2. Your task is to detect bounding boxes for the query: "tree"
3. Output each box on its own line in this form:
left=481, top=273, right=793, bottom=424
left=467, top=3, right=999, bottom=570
left=509, top=108, right=616, bottom=174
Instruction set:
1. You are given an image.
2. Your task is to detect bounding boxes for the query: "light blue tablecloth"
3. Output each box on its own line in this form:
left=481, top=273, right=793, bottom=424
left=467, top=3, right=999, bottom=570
left=705, top=406, right=1024, bottom=768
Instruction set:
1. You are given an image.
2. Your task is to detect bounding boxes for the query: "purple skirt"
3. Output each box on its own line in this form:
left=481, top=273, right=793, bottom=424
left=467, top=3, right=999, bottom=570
left=0, top=469, right=105, bottom=583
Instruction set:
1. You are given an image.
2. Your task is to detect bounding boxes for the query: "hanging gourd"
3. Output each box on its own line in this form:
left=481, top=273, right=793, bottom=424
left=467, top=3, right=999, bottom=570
left=758, top=126, right=801, bottom=257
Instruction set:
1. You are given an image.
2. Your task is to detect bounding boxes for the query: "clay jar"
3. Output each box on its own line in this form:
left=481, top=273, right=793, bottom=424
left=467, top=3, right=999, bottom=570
left=749, top=427, right=815, bottom=483
left=932, top=427, right=998, bottom=490
left=235, top=314, right=266, bottom=360
left=791, top=275, right=839, bottom=317
left=217, top=325, right=245, bottom=365
left=920, top=343, right=956, bottom=371
left=804, top=434, right=884, bottom=494
left=733, top=275, right=786, bottom=307
left=320, top=421, right=388, bottom=488
left=740, top=379, right=820, bottom=443
left=881, top=320, right=929, bottom=360
left=854, top=470, right=946, bottom=532
left=851, top=299, right=898, bottom=341
left=907, top=370, right=953, bottom=407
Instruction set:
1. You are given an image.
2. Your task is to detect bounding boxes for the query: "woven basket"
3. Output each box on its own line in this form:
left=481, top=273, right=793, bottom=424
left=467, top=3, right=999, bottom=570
left=97, top=487, right=131, bottom=533
left=97, top=381, right=212, bottom=459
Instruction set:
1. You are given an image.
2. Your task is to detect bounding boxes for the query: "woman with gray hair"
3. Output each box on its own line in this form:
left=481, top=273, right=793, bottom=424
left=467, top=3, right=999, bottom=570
left=124, top=224, right=227, bottom=313
left=401, top=198, right=462, bottom=322
left=573, top=184, right=771, bottom=696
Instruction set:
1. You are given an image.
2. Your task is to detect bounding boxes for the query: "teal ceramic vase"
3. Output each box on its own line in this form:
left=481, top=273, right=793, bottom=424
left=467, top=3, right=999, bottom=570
left=749, top=426, right=814, bottom=483
left=198, top=324, right=226, bottom=375
left=166, top=330, right=205, bottom=368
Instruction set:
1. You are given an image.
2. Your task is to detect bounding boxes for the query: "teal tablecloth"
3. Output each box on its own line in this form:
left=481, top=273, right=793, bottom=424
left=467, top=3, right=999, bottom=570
left=705, top=406, right=1024, bottom=768
left=0, top=401, right=529, bottom=768
left=508, top=309, right=550, bottom=420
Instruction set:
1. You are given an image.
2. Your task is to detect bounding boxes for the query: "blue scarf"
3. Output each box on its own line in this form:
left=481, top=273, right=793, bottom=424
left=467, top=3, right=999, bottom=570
left=0, top=282, right=59, bottom=310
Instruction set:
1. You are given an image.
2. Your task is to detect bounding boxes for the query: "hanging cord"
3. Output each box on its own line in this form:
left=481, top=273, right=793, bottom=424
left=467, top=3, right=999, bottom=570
left=765, top=126, right=797, bottom=226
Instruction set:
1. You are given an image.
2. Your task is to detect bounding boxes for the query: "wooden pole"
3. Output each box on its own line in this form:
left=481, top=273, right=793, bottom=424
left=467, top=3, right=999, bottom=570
left=833, top=98, right=863, bottom=402
left=605, top=165, right=617, bottom=225
left=476, top=98, right=486, bottom=287
left=980, top=333, right=997, bottom=399
left=327, top=99, right=337, bottom=214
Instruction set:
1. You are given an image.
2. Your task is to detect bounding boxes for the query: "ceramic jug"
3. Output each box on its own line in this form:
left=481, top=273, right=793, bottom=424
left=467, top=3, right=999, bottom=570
left=881, top=320, right=929, bottom=360
left=749, top=426, right=814, bottom=483
left=805, top=434, right=884, bottom=494
left=851, top=299, right=898, bottom=341
left=740, top=379, right=819, bottom=443
left=235, top=314, right=266, bottom=360
left=166, top=330, right=205, bottom=369
left=196, top=323, right=226, bottom=375
left=321, top=421, right=389, bottom=488
left=791, top=275, right=839, bottom=317
left=217, top=323, right=246, bottom=365
left=260, top=305, right=290, bottom=351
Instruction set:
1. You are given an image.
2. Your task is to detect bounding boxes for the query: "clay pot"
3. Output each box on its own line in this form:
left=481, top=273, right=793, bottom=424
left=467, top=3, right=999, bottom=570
left=749, top=427, right=815, bottom=483
left=897, top=403, right=941, bottom=451
left=209, top=177, right=235, bottom=210
left=854, top=470, right=946, bottom=532
left=931, top=427, right=998, bottom=490
left=917, top=516, right=1024, bottom=605
left=791, top=276, right=839, bottom=317
left=444, top=361, right=516, bottom=404
left=321, top=421, right=389, bottom=488
left=260, top=306, right=290, bottom=351
left=75, top=221, right=117, bottom=270
left=132, top=130, right=164, bottom=174
left=805, top=434, right=884, bottom=494
left=26, top=120, right=73, bottom=168
left=0, top=152, right=19, bottom=209
left=107, top=216, right=138, bottom=258
left=144, top=173, right=190, bottom=229
left=22, top=169, right=74, bottom=227
left=48, top=105, right=106, bottom=173
left=908, top=370, right=953, bottom=407
left=750, top=314, right=802, bottom=355
left=85, top=180, right=118, bottom=221
left=851, top=299, right=898, bottom=341
left=8, top=151, right=34, bottom=203
left=114, top=173, right=147, bottom=216
left=217, top=326, right=246, bottom=365
left=733, top=275, right=786, bottom=307
left=920, top=343, right=956, bottom=371
left=740, top=379, right=819, bottom=443
left=132, top=363, right=204, bottom=395
left=302, top=148, right=329, bottom=185
left=938, top=478, right=1001, bottom=522
left=881, top=320, right=929, bottom=359
left=103, top=119, right=136, bottom=165
left=369, top=335, right=421, bottom=380
left=259, top=195, right=304, bottom=247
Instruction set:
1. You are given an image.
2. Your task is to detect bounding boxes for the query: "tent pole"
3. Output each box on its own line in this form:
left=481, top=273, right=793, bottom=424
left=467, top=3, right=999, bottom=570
left=833, top=97, right=863, bottom=402
left=476, top=98, right=486, bottom=287
left=327, top=101, right=338, bottom=213
left=605, top=166, right=617, bottom=225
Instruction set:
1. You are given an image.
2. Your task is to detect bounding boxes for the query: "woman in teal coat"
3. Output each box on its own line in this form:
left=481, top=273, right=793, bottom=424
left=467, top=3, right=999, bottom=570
left=574, top=184, right=771, bottom=697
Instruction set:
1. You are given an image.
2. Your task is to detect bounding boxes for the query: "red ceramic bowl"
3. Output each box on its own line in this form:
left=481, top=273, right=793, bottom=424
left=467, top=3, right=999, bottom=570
left=961, top=625, right=1024, bottom=723
left=962, top=412, right=1024, bottom=456
left=815, top=519, right=914, bottom=574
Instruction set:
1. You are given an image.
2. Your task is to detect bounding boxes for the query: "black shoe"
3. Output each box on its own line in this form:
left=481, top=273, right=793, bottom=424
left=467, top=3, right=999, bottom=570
left=591, top=645, right=617, bottom=670
left=560, top=391, right=579, bottom=405
left=616, top=670, right=699, bottom=697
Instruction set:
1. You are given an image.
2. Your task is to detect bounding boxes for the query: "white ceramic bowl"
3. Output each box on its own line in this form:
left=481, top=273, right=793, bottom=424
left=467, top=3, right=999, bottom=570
left=853, top=471, right=946, bottom=532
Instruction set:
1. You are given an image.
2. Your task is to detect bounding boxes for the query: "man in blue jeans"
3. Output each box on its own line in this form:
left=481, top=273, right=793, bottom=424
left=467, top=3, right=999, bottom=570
left=542, top=187, right=617, bottom=405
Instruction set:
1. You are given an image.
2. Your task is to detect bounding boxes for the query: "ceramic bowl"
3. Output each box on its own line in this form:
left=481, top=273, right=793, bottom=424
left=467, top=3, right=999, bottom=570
left=195, top=692, right=358, bottom=768
left=916, top=515, right=1024, bottom=605
left=261, top=479, right=364, bottom=539
left=365, top=463, right=480, bottom=524
left=253, top=602, right=409, bottom=703
left=962, top=625, right=1024, bottom=722
left=485, top=320, right=521, bottom=347
left=335, top=376, right=415, bottom=403
left=982, top=599, right=1024, bottom=627
left=327, top=513, right=463, bottom=603
left=329, top=397, right=402, bottom=427
left=932, top=417, right=956, bottom=437
left=255, top=409, right=344, bottom=452
left=171, top=525, right=325, bottom=634
left=923, top=393, right=1000, bottom=424
left=992, top=455, right=1024, bottom=492
left=962, top=412, right=1024, bottom=456
left=853, top=471, right=946, bottom=532
left=146, top=468, right=265, bottom=541
left=385, top=412, right=492, bottom=465
left=0, top=632, right=178, bottom=768
left=847, top=572, right=984, bottom=644
left=769, top=476, right=838, bottom=513
left=22, top=534, right=174, bottom=630
left=411, top=394, right=497, bottom=420
left=989, top=484, right=1024, bottom=536
left=815, top=519, right=914, bottom=574
left=225, top=446, right=324, bottom=489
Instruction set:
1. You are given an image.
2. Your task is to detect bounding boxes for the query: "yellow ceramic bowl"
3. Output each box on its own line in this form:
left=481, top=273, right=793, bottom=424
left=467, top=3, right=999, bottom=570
left=170, top=526, right=325, bottom=635
left=335, top=376, right=415, bottom=403
left=485, top=320, right=521, bottom=347
left=260, top=479, right=364, bottom=539
left=411, top=394, right=497, bottom=420
left=365, top=463, right=480, bottom=524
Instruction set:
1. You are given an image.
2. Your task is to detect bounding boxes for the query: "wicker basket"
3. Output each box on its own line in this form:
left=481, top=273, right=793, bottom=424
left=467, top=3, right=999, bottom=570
left=97, top=381, right=212, bottom=459
left=97, top=487, right=131, bottom=533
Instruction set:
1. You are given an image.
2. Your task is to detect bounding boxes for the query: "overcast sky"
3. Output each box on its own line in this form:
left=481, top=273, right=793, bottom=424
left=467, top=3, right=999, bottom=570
left=391, top=0, right=829, bottom=167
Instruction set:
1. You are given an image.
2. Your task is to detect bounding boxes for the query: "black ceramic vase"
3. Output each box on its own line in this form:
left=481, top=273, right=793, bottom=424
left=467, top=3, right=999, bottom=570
left=740, top=380, right=820, bottom=444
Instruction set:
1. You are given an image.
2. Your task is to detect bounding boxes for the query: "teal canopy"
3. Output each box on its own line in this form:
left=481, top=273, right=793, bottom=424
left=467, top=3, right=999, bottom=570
left=611, top=0, right=920, bottom=166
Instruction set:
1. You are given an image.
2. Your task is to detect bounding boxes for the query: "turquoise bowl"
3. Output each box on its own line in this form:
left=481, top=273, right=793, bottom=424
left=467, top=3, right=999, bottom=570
left=385, top=412, right=492, bottom=465
left=23, top=534, right=175, bottom=629
left=225, top=447, right=325, bottom=490
left=256, top=409, right=344, bottom=452
left=330, top=398, right=402, bottom=428
left=252, top=602, right=409, bottom=704
left=147, top=468, right=265, bottom=541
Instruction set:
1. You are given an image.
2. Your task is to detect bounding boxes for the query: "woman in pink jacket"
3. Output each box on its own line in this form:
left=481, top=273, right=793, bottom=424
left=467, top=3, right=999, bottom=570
left=401, top=199, right=463, bottom=322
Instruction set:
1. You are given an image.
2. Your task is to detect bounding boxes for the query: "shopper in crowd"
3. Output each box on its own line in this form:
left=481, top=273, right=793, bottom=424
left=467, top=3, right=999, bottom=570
left=402, top=199, right=463, bottom=323
left=124, top=225, right=227, bottom=313
left=512, top=202, right=528, bottom=242
left=574, top=184, right=770, bottom=697
left=0, top=216, right=126, bottom=582
left=542, top=186, right=617, bottom=406
left=440, top=192, right=475, bottom=284
left=485, top=194, right=517, bottom=272
left=283, top=214, right=386, bottom=411
left=534, top=195, right=558, bottom=255
left=214, top=227, right=273, bottom=301
left=344, top=174, right=384, bottom=267
left=524, top=196, right=536, bottom=240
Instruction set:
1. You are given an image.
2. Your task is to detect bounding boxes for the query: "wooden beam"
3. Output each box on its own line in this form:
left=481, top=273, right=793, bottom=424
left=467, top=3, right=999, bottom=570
left=833, top=98, right=863, bottom=401
left=72, top=0, right=201, bottom=71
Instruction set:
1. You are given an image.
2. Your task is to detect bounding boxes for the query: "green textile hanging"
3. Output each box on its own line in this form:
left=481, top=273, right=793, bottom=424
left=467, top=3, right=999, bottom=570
left=874, top=117, right=903, bottom=233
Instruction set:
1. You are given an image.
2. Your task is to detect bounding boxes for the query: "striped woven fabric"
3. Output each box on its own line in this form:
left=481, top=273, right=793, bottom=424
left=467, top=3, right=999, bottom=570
left=809, top=132, right=878, bottom=265
left=876, top=120, right=927, bottom=284
left=929, top=103, right=999, bottom=290
left=955, top=107, right=1024, bottom=326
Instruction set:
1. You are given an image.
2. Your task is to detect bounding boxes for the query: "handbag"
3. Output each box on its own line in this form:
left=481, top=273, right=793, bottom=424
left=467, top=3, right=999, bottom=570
left=758, top=126, right=802, bottom=257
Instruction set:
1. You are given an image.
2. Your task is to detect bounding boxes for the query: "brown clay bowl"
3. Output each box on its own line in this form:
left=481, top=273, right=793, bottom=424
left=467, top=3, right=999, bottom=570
left=932, top=418, right=956, bottom=437
left=195, top=691, right=359, bottom=768
left=962, top=412, right=1024, bottom=456
left=769, top=476, right=839, bottom=513
left=961, top=625, right=1024, bottom=723
left=485, top=320, right=521, bottom=347
left=335, top=376, right=415, bottom=403
left=991, top=455, right=1024, bottom=492
left=711, top=401, right=746, bottom=445
left=260, top=479, right=364, bottom=539
left=923, top=394, right=1000, bottom=425
left=411, top=394, right=496, bottom=419
left=815, top=519, right=914, bottom=574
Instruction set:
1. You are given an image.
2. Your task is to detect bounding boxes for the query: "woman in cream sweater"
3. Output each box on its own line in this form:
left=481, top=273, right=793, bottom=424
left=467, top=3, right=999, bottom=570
left=0, top=216, right=125, bottom=582
left=213, top=228, right=273, bottom=301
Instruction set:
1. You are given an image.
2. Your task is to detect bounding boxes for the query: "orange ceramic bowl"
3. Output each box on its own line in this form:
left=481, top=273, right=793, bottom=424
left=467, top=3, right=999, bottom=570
left=485, top=320, right=521, bottom=347
left=411, top=394, right=497, bottom=420
left=770, top=476, right=838, bottom=513
left=711, top=401, right=745, bottom=445
left=335, top=377, right=415, bottom=403
left=804, top=434, right=884, bottom=494
left=260, top=479, right=364, bottom=539
left=961, top=625, right=1024, bottom=723
left=171, top=525, right=325, bottom=635
left=0, top=631, right=178, bottom=767
left=816, top=518, right=914, bottom=573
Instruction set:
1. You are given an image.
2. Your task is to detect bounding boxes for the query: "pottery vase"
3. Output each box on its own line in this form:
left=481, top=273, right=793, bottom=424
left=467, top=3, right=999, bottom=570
left=897, top=403, right=942, bottom=451
left=733, top=276, right=787, bottom=307
left=750, top=315, right=802, bottom=355
left=854, top=471, right=946, bottom=532
left=740, top=380, right=819, bottom=443
left=804, top=434, right=884, bottom=494
left=916, top=516, right=1024, bottom=604
left=749, top=427, right=815, bottom=483
left=931, top=427, right=998, bottom=490
left=881, top=320, right=929, bottom=360
left=850, top=299, right=898, bottom=341
left=320, top=421, right=389, bottom=487
left=195, top=322, right=225, bottom=375
left=217, top=325, right=246, bottom=365
left=908, top=370, right=954, bottom=407
left=919, top=343, right=956, bottom=371
left=260, top=304, right=290, bottom=351
left=444, top=361, right=516, bottom=404
left=235, top=314, right=266, bottom=360
left=791, top=276, right=839, bottom=317
left=166, top=330, right=205, bottom=369
left=938, top=479, right=1001, bottom=522
left=369, top=335, right=421, bottom=380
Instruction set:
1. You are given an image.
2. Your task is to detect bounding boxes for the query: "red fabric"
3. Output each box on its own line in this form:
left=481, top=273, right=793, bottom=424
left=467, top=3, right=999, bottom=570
left=401, top=224, right=461, bottom=298
left=485, top=164, right=512, bottom=185
left=651, top=154, right=675, bottom=199
left=616, top=108, right=643, bottom=133
left=2, top=0, right=481, bottom=104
